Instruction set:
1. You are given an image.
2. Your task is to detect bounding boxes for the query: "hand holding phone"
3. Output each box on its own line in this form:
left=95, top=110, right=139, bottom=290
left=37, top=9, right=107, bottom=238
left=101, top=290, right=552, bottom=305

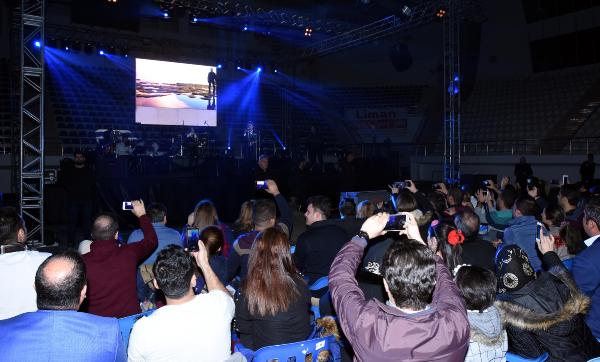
left=562, top=175, right=569, bottom=185
left=122, top=201, right=133, bottom=210
left=185, top=228, right=200, bottom=251
left=384, top=213, right=407, bottom=231
left=256, top=180, right=268, bottom=190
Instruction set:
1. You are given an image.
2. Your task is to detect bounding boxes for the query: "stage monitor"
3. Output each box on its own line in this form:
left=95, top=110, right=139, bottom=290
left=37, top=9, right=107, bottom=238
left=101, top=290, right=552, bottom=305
left=135, top=58, right=217, bottom=127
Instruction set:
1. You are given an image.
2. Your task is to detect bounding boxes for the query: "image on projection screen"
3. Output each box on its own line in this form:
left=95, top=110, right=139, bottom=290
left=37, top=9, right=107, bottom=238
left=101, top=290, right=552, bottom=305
left=135, top=58, right=217, bottom=126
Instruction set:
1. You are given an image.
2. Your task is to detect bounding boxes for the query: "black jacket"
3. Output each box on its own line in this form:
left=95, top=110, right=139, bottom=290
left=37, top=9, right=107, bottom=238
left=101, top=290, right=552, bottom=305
left=235, top=278, right=311, bottom=350
left=292, top=220, right=348, bottom=287
left=461, top=236, right=497, bottom=272
left=497, top=252, right=600, bottom=361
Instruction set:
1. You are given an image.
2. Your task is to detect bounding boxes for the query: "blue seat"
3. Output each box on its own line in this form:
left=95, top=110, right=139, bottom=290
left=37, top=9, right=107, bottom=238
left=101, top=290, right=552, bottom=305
left=118, top=309, right=155, bottom=348
left=309, top=277, right=329, bottom=319
left=236, top=335, right=340, bottom=362
left=505, top=351, right=549, bottom=362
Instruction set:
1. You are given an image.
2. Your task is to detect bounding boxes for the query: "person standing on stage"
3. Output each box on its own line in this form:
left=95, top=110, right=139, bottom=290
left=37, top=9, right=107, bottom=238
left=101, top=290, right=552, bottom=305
left=208, top=68, right=217, bottom=95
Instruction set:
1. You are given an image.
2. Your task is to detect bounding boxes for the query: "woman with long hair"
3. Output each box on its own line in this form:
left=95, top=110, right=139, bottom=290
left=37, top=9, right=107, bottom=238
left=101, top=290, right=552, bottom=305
left=427, top=219, right=465, bottom=274
left=185, top=199, right=231, bottom=257
left=193, top=226, right=228, bottom=293
left=234, top=227, right=311, bottom=350
left=233, top=200, right=254, bottom=239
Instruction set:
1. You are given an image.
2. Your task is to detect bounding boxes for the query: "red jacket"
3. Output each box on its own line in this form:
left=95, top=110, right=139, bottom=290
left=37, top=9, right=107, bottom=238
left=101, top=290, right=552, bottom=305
left=82, top=215, right=157, bottom=318
left=329, top=237, right=470, bottom=361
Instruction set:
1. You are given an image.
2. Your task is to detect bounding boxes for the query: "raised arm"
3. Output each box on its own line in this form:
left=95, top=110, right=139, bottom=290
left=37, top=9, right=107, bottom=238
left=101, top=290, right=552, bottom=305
left=127, top=200, right=158, bottom=262
left=266, top=180, right=293, bottom=235
left=191, top=240, right=230, bottom=295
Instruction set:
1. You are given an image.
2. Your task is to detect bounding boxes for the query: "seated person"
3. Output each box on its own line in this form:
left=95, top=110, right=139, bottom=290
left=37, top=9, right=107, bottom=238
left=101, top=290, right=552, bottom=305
left=235, top=227, right=311, bottom=351
left=454, top=209, right=497, bottom=271
left=427, top=219, right=465, bottom=274
left=193, top=225, right=228, bottom=292
left=128, top=244, right=235, bottom=361
left=455, top=265, right=507, bottom=362
left=495, top=240, right=600, bottom=360
left=502, top=196, right=541, bottom=271
left=329, top=213, right=469, bottom=360
left=0, top=251, right=125, bottom=361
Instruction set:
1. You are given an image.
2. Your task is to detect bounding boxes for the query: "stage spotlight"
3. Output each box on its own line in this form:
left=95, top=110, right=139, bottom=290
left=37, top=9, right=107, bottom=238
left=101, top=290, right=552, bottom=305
left=34, top=40, right=41, bottom=48
left=274, top=69, right=278, bottom=73
left=98, top=50, right=105, bottom=55
left=453, top=74, right=460, bottom=82
left=243, top=25, right=248, bottom=31
left=257, top=67, right=262, bottom=72
left=237, top=66, right=241, bottom=70
left=435, top=8, right=447, bottom=19
left=65, top=46, right=69, bottom=51
left=163, top=11, right=170, bottom=18
left=304, top=26, right=313, bottom=37
left=217, top=64, right=222, bottom=69
left=120, top=47, right=129, bottom=57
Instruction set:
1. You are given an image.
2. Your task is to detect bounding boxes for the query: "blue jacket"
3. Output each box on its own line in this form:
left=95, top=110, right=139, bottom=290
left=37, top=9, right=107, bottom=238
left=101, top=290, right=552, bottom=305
left=128, top=222, right=182, bottom=265
left=573, top=237, right=600, bottom=337
left=503, top=216, right=541, bottom=272
left=0, top=310, right=126, bottom=362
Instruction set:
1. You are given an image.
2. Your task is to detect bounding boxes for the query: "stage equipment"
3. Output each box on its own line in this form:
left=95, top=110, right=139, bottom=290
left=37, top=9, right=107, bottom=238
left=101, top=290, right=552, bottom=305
left=20, top=0, right=46, bottom=246
left=443, top=0, right=461, bottom=184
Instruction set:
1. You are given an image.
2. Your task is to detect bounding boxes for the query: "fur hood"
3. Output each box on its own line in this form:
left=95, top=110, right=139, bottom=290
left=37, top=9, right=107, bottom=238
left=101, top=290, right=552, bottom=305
left=496, top=268, right=590, bottom=332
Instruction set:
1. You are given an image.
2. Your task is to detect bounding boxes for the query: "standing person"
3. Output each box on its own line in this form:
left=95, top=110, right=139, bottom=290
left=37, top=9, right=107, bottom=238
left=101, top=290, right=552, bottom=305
left=329, top=213, right=469, bottom=361
left=234, top=227, right=311, bottom=352
left=207, top=68, right=217, bottom=95
left=128, top=244, right=237, bottom=362
left=0, top=207, right=50, bottom=320
left=82, top=201, right=158, bottom=318
left=580, top=153, right=596, bottom=183
left=514, top=156, right=533, bottom=194
left=60, top=150, right=94, bottom=247
left=253, top=155, right=276, bottom=196
left=502, top=196, right=541, bottom=272
left=0, top=252, right=126, bottom=362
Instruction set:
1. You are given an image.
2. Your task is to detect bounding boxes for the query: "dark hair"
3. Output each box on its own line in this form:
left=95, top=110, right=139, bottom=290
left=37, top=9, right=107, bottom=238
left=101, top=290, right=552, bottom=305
left=241, top=227, right=302, bottom=316
left=91, top=213, right=119, bottom=241
left=199, top=225, right=224, bottom=255
left=252, top=199, right=276, bottom=227
left=585, top=197, right=600, bottom=228
left=448, top=187, right=465, bottom=207
left=147, top=202, right=167, bottom=224
left=427, top=192, right=448, bottom=217
left=73, top=150, right=85, bottom=158
left=560, top=222, right=586, bottom=255
left=559, top=184, right=581, bottom=207
left=515, top=196, right=538, bottom=217
left=543, top=204, right=565, bottom=227
left=0, top=206, right=24, bottom=245
left=307, top=195, right=332, bottom=219
left=382, top=239, right=437, bottom=310
left=339, top=198, right=356, bottom=218
left=429, top=221, right=463, bottom=273
left=153, top=245, right=195, bottom=299
left=455, top=265, right=496, bottom=312
left=454, top=209, right=480, bottom=238
left=396, top=191, right=418, bottom=212
left=35, top=251, right=86, bottom=310
left=500, top=188, right=517, bottom=209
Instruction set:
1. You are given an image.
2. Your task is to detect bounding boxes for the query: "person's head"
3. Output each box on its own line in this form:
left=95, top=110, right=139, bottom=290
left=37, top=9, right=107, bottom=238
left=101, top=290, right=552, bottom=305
left=560, top=222, right=586, bottom=255
left=396, top=191, right=418, bottom=212
left=258, top=155, right=269, bottom=171
left=541, top=204, right=564, bottom=228
left=558, top=184, right=580, bottom=210
left=152, top=245, right=195, bottom=300
left=242, top=227, right=301, bottom=316
left=235, top=200, right=255, bottom=232
left=495, top=245, right=536, bottom=294
left=305, top=195, right=331, bottom=225
left=454, top=209, right=480, bottom=239
left=199, top=225, right=224, bottom=256
left=382, top=238, right=437, bottom=311
left=252, top=199, right=277, bottom=230
left=35, top=251, right=87, bottom=310
left=339, top=198, right=356, bottom=219
left=513, top=196, right=538, bottom=218
left=455, top=265, right=496, bottom=312
left=583, top=197, right=600, bottom=237
left=91, top=213, right=119, bottom=241
left=427, top=191, right=448, bottom=217
left=498, top=188, right=517, bottom=210
left=428, top=220, right=464, bottom=273
left=147, top=202, right=167, bottom=224
left=356, top=200, right=375, bottom=218
left=191, top=199, right=218, bottom=229
left=73, top=151, right=86, bottom=166
left=448, top=187, right=465, bottom=207
left=0, top=206, right=26, bottom=245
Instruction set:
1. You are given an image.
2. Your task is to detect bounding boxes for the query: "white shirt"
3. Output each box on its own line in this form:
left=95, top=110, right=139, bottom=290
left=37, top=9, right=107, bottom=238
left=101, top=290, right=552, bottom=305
left=128, top=290, right=235, bottom=362
left=584, top=234, right=600, bottom=247
left=0, top=250, right=51, bottom=320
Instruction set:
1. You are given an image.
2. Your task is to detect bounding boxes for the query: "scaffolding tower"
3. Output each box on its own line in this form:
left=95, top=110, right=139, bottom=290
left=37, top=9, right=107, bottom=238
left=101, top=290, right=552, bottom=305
left=443, top=0, right=461, bottom=184
left=20, top=0, right=45, bottom=246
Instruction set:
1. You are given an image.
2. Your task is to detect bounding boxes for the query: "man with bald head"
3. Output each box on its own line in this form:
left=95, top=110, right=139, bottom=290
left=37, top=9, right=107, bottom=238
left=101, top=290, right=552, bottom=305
left=82, top=200, right=158, bottom=318
left=0, top=252, right=126, bottom=361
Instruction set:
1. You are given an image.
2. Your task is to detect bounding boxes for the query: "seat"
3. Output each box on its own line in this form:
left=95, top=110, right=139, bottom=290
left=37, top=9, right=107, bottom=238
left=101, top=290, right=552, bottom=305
left=236, top=335, right=340, bottom=362
left=505, top=352, right=549, bottom=362
left=118, top=309, right=155, bottom=348
left=309, top=277, right=329, bottom=319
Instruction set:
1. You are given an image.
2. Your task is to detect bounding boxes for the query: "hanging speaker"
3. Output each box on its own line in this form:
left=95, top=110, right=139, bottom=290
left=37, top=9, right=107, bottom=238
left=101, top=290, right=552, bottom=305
left=389, top=43, right=413, bottom=72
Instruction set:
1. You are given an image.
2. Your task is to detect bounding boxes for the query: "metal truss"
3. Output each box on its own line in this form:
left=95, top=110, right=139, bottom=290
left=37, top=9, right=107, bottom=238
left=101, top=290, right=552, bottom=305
left=20, top=0, right=45, bottom=246
left=443, top=0, right=461, bottom=184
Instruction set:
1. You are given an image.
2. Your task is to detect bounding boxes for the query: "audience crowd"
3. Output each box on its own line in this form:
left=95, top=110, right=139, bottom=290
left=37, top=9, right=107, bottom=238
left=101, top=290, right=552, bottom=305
left=3, top=157, right=600, bottom=362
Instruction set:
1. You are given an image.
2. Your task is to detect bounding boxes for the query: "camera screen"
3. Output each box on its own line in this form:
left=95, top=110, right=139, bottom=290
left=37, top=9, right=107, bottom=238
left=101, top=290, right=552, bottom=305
left=385, top=214, right=406, bottom=230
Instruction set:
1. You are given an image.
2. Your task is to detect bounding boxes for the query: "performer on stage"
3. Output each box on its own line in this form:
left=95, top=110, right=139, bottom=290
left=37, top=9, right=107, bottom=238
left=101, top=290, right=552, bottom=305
left=208, top=68, right=217, bottom=95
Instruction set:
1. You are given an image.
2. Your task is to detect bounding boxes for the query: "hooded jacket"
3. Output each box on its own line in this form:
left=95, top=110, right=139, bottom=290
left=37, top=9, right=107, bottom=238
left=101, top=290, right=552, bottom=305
left=465, top=306, right=507, bottom=362
left=503, top=216, right=541, bottom=271
left=329, top=237, right=470, bottom=362
left=496, top=252, right=600, bottom=361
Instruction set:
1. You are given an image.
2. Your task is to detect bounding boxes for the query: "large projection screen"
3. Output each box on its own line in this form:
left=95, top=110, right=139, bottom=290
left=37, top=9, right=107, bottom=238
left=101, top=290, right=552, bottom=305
left=135, top=58, right=217, bottom=126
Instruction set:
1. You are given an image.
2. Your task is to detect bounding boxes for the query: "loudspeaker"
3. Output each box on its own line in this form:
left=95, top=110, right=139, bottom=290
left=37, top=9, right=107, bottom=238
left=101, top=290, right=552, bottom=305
left=389, top=43, right=413, bottom=72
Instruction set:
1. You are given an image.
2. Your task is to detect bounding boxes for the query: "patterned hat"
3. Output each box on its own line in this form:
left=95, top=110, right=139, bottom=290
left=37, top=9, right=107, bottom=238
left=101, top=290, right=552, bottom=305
left=495, top=244, right=536, bottom=294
